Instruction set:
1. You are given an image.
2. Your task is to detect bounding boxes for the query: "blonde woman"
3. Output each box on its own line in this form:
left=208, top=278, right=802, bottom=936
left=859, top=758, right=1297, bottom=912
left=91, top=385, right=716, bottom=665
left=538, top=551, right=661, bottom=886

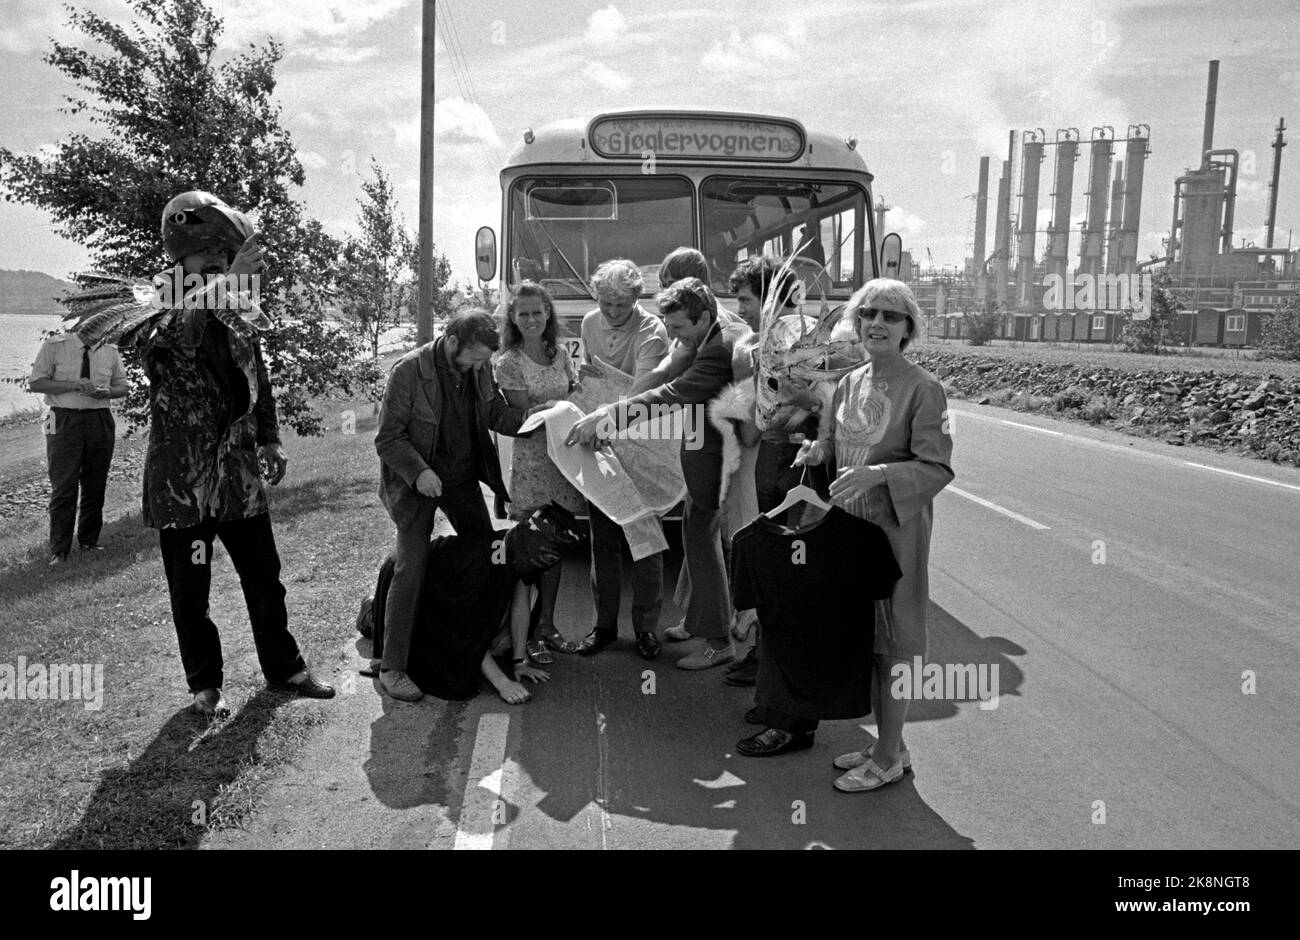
left=796, top=278, right=954, bottom=790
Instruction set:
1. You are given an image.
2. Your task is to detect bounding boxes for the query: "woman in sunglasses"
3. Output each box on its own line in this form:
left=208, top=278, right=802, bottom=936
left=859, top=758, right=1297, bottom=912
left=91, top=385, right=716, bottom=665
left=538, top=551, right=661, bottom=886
left=795, top=278, right=954, bottom=792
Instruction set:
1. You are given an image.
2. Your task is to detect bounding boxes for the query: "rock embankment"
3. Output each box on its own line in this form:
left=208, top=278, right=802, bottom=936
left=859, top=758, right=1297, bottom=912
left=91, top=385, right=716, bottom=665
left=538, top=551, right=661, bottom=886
left=911, top=349, right=1300, bottom=466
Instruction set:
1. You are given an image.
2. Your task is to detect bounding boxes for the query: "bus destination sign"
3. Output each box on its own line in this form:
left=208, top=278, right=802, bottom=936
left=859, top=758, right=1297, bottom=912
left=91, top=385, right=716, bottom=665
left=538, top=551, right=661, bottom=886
left=589, top=114, right=805, bottom=162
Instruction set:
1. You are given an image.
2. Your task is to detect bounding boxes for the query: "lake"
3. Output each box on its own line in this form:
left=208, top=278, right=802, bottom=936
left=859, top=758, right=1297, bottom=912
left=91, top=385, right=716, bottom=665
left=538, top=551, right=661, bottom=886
left=0, top=312, right=64, bottom=417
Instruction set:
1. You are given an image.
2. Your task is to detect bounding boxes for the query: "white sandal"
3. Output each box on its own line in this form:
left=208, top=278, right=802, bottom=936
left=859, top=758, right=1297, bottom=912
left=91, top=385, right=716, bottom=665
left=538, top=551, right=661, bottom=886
left=833, top=757, right=904, bottom=793
left=833, top=743, right=911, bottom=772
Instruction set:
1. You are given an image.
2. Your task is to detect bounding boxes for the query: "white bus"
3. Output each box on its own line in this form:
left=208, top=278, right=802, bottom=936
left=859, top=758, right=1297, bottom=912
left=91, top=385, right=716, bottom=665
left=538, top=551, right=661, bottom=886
left=475, top=109, right=901, bottom=354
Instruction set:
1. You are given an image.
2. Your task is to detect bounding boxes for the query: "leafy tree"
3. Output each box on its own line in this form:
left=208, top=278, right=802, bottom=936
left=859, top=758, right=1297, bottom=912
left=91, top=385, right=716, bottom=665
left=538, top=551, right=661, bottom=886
left=965, top=298, right=1001, bottom=346
left=337, top=159, right=418, bottom=360
left=1259, top=291, right=1300, bottom=361
left=1120, top=271, right=1181, bottom=354
left=0, top=0, right=377, bottom=436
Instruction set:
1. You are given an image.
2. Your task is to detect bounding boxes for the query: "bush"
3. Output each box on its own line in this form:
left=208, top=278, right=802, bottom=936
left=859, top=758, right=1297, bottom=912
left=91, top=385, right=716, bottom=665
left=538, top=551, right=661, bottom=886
left=1259, top=295, right=1300, bottom=361
left=965, top=308, right=1002, bottom=346
left=1052, top=385, right=1089, bottom=411
left=1082, top=395, right=1115, bottom=423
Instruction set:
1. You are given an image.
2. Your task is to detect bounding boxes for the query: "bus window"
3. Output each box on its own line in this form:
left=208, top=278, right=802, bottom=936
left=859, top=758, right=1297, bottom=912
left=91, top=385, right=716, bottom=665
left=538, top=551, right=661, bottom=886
left=702, top=177, right=865, bottom=298
left=508, top=176, right=694, bottom=298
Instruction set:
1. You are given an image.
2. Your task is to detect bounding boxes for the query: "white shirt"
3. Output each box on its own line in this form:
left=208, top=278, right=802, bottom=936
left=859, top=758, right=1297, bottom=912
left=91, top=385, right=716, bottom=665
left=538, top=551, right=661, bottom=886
left=28, top=333, right=126, bottom=410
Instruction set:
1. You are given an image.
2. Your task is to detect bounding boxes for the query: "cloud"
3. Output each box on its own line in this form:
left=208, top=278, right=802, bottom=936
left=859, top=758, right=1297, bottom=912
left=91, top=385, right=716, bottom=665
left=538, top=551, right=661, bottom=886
left=289, top=44, right=380, bottom=64
left=585, top=5, right=629, bottom=44
left=885, top=207, right=927, bottom=241
left=699, top=15, right=808, bottom=75
left=431, top=96, right=503, bottom=151
left=215, top=0, right=408, bottom=46
left=0, top=0, right=131, bottom=55
left=298, top=150, right=328, bottom=170
left=582, top=61, right=632, bottom=93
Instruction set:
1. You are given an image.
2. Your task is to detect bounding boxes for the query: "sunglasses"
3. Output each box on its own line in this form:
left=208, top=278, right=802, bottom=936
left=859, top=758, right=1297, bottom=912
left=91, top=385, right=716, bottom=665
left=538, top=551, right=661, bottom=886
left=856, top=307, right=908, bottom=324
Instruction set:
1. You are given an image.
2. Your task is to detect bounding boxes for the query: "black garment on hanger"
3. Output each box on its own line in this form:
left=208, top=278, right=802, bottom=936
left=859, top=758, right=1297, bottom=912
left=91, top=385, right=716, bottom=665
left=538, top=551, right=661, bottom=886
left=730, top=506, right=901, bottom=721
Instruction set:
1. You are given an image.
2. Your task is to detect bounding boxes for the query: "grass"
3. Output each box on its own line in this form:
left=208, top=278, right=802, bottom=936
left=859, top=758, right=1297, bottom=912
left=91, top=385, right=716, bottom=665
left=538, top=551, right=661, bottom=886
left=0, top=379, right=399, bottom=848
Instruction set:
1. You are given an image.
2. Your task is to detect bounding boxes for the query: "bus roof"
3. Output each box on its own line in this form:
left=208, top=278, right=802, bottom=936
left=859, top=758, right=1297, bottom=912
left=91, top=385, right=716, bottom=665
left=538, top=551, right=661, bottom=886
left=502, top=109, right=872, bottom=177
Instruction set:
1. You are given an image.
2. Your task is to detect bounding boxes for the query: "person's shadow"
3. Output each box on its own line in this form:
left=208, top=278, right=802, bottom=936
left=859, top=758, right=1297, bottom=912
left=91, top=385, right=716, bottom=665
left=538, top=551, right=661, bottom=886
left=49, top=690, right=289, bottom=849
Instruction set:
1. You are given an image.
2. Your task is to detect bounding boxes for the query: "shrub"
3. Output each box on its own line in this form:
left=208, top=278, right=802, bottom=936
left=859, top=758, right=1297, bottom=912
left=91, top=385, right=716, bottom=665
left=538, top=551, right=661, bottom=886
left=1052, top=385, right=1089, bottom=411
left=1082, top=395, right=1115, bottom=423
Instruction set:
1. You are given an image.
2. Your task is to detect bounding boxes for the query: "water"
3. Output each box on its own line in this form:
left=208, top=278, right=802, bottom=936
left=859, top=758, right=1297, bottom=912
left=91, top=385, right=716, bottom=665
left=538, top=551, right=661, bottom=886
left=0, top=312, right=64, bottom=417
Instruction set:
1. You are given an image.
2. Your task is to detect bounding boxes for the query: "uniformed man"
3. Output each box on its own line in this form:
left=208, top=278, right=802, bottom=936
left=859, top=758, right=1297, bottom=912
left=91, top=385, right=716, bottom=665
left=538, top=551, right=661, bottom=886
left=28, top=331, right=128, bottom=563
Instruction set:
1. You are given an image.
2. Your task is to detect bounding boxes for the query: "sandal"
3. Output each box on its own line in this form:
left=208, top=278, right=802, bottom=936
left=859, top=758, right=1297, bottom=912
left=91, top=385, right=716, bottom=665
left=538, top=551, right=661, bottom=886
left=833, top=757, right=904, bottom=793
left=833, top=744, right=912, bottom=772
left=538, top=625, right=579, bottom=654
left=525, top=639, right=554, bottom=665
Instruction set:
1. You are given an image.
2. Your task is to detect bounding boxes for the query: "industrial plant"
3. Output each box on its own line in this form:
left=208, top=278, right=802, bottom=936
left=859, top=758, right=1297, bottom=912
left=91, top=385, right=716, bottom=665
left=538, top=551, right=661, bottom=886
left=907, top=60, right=1294, bottom=348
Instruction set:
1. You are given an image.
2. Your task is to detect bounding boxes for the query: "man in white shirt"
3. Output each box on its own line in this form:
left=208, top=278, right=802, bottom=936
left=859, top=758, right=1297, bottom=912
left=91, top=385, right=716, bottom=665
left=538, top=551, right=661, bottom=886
left=27, top=332, right=128, bottom=563
left=575, top=258, right=669, bottom=661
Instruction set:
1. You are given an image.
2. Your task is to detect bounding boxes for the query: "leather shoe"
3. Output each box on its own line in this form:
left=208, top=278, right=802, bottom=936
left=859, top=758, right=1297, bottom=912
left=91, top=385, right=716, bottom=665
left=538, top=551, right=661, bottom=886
left=634, top=630, right=661, bottom=660
left=578, top=630, right=617, bottom=656
left=744, top=705, right=765, bottom=725
left=272, top=671, right=336, bottom=699
left=676, top=642, right=734, bottom=670
left=736, top=727, right=815, bottom=757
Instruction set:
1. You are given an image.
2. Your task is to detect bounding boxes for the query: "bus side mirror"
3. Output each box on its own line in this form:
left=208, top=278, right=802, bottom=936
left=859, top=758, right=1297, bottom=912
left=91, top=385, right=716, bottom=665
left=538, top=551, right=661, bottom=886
left=879, top=232, right=902, bottom=280
left=475, top=226, right=497, bottom=282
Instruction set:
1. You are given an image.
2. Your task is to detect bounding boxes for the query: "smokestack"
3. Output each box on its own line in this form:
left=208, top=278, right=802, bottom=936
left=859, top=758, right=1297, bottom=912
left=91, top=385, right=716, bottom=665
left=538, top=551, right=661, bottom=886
left=1016, top=131, right=1046, bottom=304
left=994, top=156, right=1012, bottom=306
left=973, top=156, right=990, bottom=272
left=1106, top=160, right=1125, bottom=274
left=1079, top=127, right=1114, bottom=280
left=1120, top=125, right=1150, bottom=276
left=1267, top=117, right=1287, bottom=249
left=1047, top=128, right=1081, bottom=284
left=1202, top=59, right=1219, bottom=162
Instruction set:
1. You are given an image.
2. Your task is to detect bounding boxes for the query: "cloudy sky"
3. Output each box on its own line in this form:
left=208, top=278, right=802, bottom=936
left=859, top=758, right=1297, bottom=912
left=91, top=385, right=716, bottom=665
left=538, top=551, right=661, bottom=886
left=1, top=0, right=1296, bottom=285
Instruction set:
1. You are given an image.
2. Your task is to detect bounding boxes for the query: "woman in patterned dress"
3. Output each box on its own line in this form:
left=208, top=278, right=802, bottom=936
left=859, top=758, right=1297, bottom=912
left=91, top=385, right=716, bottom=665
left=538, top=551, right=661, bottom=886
left=796, top=278, right=954, bottom=791
left=494, top=281, right=585, bottom=663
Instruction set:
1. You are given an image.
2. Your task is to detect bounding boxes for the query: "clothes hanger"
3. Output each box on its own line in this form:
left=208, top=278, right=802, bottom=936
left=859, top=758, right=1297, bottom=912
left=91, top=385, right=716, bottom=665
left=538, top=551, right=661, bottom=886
left=764, top=465, right=830, bottom=518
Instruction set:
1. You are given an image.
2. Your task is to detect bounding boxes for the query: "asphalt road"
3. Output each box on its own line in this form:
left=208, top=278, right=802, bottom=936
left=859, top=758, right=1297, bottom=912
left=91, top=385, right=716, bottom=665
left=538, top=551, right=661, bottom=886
left=210, top=402, right=1300, bottom=850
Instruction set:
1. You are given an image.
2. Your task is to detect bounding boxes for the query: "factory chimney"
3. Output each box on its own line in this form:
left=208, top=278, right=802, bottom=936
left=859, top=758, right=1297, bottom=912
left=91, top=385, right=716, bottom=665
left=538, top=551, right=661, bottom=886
left=1202, top=59, right=1219, bottom=162
left=1267, top=117, right=1287, bottom=249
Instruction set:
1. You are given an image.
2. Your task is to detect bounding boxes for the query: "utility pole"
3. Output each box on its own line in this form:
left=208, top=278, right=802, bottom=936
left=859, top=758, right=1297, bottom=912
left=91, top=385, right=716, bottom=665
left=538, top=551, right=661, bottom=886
left=417, top=0, right=436, bottom=344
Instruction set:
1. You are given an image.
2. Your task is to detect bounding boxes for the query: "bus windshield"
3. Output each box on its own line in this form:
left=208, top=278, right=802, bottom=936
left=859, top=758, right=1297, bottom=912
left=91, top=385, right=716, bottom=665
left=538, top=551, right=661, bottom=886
left=702, top=177, right=866, bottom=298
left=508, top=175, right=693, bottom=298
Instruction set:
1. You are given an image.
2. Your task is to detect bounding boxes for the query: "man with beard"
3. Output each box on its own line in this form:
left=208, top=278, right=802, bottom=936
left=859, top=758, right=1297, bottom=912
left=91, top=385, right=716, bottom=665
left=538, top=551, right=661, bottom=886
left=361, top=503, right=583, bottom=703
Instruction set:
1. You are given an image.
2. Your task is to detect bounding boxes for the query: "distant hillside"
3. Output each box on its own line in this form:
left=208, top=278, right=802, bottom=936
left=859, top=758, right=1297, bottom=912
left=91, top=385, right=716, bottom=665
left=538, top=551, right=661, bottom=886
left=0, top=270, right=75, bottom=315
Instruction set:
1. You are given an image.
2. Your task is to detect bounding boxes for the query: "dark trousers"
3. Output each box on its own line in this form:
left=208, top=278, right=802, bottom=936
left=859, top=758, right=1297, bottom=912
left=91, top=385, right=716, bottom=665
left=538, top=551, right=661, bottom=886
left=588, top=501, right=663, bottom=637
left=159, top=512, right=305, bottom=693
left=46, top=408, right=115, bottom=556
left=756, top=706, right=818, bottom=734
left=680, top=448, right=730, bottom=641
left=381, top=480, right=493, bottom=671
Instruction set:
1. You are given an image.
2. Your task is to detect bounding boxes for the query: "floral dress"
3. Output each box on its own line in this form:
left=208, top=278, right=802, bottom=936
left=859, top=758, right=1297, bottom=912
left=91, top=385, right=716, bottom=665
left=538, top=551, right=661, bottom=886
left=493, top=346, right=584, bottom=519
left=826, top=359, right=954, bottom=657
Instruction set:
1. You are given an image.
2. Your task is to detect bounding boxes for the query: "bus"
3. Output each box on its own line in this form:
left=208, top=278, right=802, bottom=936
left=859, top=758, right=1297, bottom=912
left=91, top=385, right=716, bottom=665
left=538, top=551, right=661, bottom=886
left=474, top=109, right=901, bottom=356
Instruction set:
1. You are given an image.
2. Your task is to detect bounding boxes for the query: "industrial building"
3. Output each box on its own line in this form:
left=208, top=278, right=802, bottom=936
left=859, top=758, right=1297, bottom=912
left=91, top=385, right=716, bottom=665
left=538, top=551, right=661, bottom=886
left=909, top=60, right=1295, bottom=347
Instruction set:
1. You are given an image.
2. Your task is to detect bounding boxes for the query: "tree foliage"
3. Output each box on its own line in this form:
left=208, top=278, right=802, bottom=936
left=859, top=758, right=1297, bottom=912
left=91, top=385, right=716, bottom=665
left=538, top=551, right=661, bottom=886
left=1259, top=292, right=1300, bottom=361
left=1120, top=271, right=1182, bottom=354
left=964, top=299, right=1002, bottom=346
left=0, top=0, right=377, bottom=435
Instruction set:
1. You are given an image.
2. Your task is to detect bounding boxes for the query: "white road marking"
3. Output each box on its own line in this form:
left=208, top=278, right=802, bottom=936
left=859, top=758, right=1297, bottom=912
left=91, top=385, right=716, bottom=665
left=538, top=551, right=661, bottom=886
left=951, top=406, right=1300, bottom=494
left=997, top=418, right=1064, bottom=437
left=1181, top=462, right=1300, bottom=493
left=453, top=713, right=511, bottom=851
left=946, top=486, right=1051, bottom=530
